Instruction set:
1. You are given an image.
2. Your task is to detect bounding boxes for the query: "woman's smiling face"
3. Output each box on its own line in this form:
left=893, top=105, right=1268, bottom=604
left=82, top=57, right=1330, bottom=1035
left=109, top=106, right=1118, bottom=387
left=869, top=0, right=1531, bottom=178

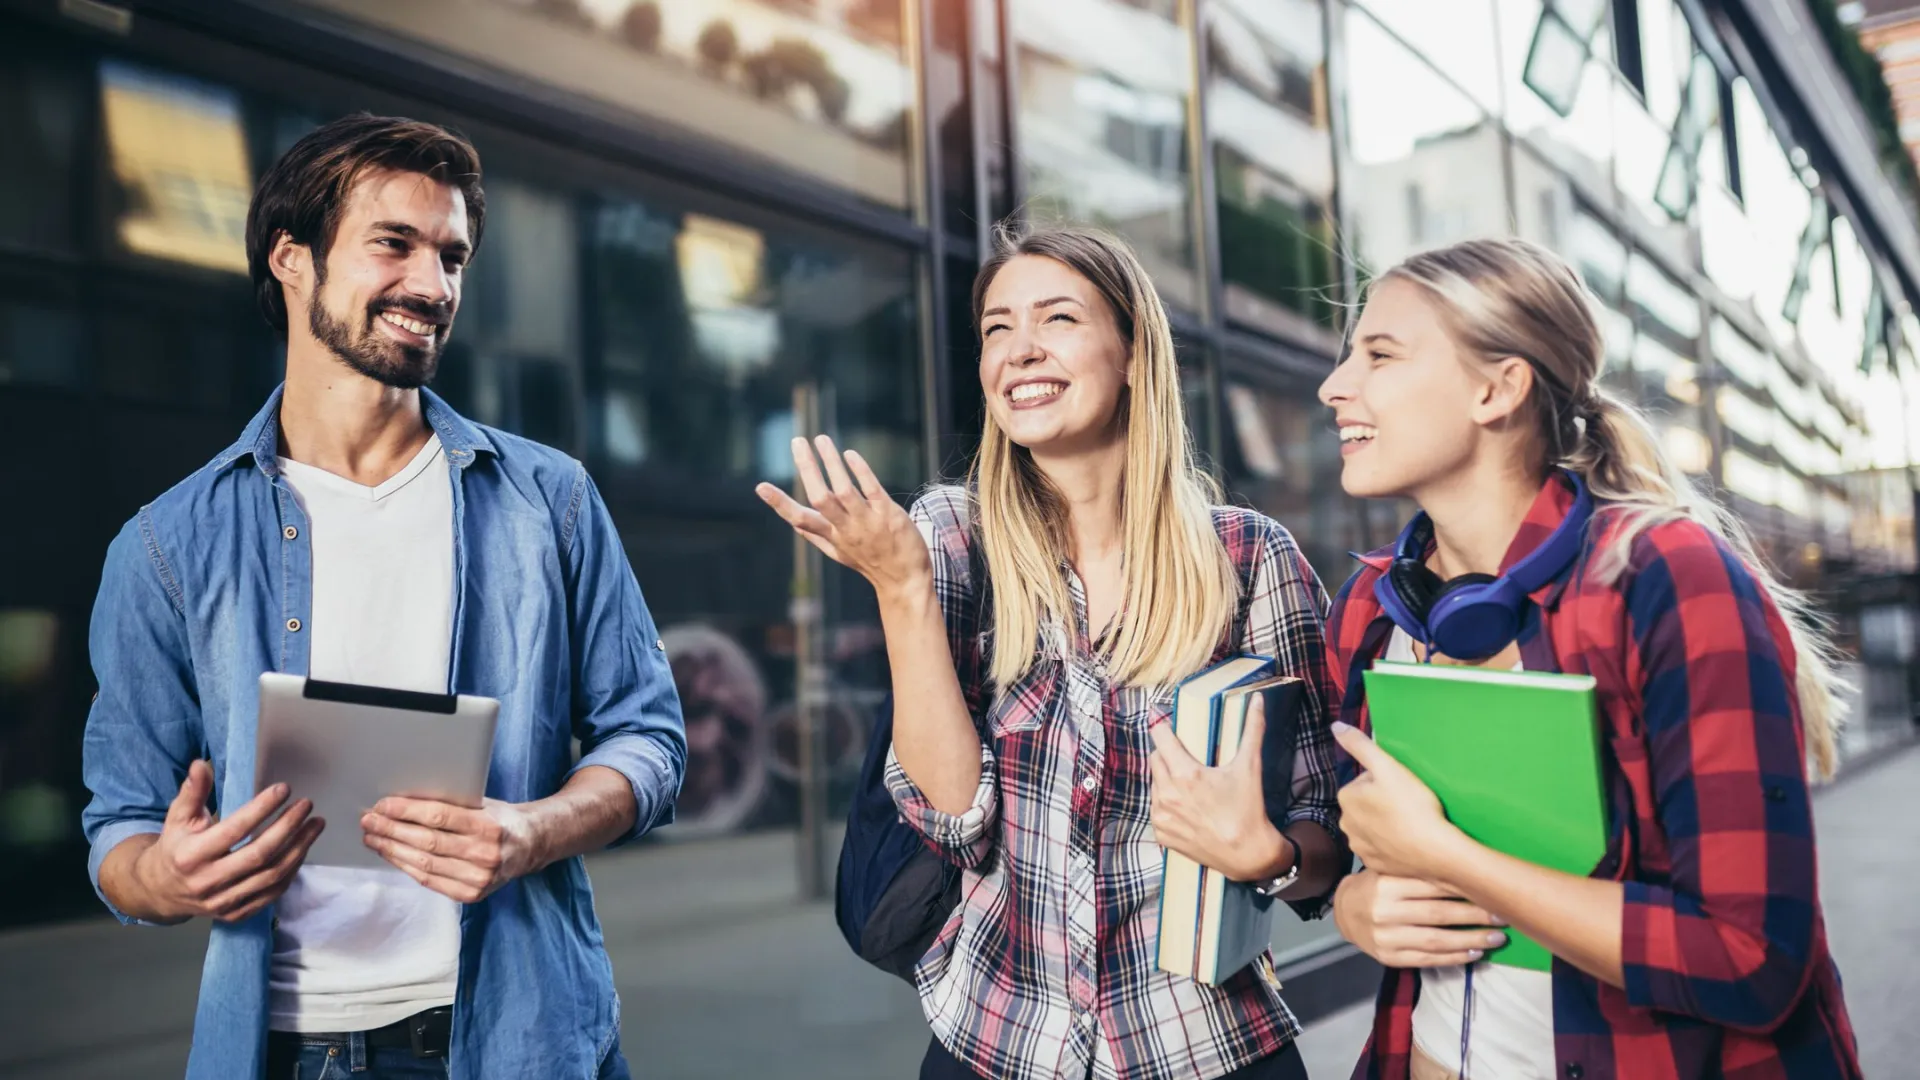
left=978, top=254, right=1131, bottom=458
left=1317, top=277, right=1494, bottom=499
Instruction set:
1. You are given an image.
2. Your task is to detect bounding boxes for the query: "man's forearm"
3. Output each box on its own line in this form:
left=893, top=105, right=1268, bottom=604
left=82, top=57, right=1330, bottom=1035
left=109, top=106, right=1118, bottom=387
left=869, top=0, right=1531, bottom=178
left=524, top=764, right=639, bottom=868
left=97, top=832, right=188, bottom=924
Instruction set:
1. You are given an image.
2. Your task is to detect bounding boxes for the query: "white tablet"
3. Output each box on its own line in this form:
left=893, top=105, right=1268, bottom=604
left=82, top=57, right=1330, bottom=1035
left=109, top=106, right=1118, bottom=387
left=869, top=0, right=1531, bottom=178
left=255, top=672, right=500, bottom=871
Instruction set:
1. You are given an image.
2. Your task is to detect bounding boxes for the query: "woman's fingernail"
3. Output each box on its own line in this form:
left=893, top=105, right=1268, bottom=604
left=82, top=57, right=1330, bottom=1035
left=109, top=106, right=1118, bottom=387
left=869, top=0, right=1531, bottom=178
left=1489, top=915, right=1507, bottom=926
left=1466, top=949, right=1484, bottom=961
left=1486, top=931, right=1508, bottom=947
left=1330, top=720, right=1354, bottom=735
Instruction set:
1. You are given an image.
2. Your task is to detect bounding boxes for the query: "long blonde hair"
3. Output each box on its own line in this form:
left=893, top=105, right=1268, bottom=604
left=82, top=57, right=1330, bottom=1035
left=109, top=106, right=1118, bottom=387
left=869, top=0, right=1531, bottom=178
left=968, top=222, right=1238, bottom=690
left=1379, top=238, right=1843, bottom=777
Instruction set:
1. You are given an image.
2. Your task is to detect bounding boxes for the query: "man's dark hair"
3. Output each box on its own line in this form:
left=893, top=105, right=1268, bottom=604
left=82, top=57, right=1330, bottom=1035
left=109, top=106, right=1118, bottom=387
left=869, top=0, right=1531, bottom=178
left=245, top=113, right=486, bottom=335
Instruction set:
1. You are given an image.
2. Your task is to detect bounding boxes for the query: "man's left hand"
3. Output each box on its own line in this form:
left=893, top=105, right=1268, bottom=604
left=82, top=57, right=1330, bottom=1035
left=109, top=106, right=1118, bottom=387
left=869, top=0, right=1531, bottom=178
left=362, top=797, right=544, bottom=903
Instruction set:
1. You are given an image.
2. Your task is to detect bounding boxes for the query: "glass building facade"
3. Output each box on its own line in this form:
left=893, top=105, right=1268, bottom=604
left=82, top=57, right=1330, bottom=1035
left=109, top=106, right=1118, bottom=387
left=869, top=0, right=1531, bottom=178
left=0, top=0, right=1916, bottom=1013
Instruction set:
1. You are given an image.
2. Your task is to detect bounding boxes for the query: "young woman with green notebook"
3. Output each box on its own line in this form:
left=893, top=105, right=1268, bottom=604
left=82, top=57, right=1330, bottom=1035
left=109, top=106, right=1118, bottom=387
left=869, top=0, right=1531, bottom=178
left=1314, top=238, right=1861, bottom=1080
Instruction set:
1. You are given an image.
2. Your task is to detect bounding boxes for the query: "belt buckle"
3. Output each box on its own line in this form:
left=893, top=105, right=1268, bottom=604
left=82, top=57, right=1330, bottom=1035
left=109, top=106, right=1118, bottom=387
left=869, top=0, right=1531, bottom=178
left=409, top=1007, right=452, bottom=1058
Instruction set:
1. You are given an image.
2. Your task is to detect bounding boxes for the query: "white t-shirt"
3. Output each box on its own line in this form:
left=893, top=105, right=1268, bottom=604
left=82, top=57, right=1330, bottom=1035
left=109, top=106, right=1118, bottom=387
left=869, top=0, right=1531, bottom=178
left=268, top=435, right=462, bottom=1033
left=1385, top=628, right=1559, bottom=1080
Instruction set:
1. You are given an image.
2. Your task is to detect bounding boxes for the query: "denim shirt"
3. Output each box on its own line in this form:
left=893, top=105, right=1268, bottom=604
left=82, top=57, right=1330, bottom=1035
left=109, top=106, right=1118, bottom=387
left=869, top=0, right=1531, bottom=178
left=80, top=386, right=687, bottom=1080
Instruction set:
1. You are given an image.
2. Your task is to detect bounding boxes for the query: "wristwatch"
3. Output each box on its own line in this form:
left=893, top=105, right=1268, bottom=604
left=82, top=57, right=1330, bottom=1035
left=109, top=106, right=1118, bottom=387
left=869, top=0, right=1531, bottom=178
left=1252, top=831, right=1301, bottom=898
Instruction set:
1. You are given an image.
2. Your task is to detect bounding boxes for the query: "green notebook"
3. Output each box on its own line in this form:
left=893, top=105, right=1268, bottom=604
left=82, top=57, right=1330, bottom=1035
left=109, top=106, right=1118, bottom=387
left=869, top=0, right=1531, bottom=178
left=1364, top=660, right=1608, bottom=972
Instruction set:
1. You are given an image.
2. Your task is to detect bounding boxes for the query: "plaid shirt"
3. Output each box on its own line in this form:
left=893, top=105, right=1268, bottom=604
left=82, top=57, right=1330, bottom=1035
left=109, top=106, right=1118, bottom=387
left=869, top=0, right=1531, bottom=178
left=885, top=485, right=1343, bottom=1080
left=1330, top=475, right=1861, bottom=1080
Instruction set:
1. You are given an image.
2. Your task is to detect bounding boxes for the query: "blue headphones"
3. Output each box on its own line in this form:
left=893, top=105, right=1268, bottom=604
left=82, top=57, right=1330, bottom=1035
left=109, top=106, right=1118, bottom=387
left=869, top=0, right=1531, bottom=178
left=1374, top=470, right=1594, bottom=661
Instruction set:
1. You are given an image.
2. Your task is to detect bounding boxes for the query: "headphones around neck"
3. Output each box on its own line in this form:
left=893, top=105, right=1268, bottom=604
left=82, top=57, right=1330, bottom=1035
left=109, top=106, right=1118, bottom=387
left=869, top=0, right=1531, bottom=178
left=1374, top=469, right=1594, bottom=661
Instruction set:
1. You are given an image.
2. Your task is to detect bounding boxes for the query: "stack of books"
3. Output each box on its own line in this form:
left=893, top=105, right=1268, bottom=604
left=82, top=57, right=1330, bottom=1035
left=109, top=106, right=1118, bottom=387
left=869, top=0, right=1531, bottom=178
left=1155, top=655, right=1302, bottom=985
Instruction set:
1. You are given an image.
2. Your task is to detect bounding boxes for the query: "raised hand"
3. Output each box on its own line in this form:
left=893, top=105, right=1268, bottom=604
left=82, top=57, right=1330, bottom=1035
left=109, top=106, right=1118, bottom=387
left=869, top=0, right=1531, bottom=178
left=131, top=759, right=325, bottom=923
left=754, top=435, right=932, bottom=598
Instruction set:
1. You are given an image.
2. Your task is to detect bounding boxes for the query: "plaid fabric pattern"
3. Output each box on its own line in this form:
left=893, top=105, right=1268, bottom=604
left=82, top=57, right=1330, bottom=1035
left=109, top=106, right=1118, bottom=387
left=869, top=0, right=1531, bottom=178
left=885, top=485, right=1343, bottom=1080
left=1329, top=475, right=1862, bottom=1080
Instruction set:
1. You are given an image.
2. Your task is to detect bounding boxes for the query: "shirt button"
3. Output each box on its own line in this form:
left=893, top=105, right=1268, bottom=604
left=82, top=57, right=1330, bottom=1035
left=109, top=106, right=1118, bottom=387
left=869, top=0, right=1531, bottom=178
left=1081, top=776, right=1097, bottom=792
left=1566, top=1065, right=1584, bottom=1079
left=282, top=525, right=298, bottom=540
left=286, top=618, right=302, bottom=633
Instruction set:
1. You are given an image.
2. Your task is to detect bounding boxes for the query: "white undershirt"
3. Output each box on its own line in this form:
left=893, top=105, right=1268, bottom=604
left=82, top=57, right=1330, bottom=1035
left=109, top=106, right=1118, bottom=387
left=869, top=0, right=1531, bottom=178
left=268, top=435, right=462, bottom=1033
left=1385, top=628, right=1558, bottom=1080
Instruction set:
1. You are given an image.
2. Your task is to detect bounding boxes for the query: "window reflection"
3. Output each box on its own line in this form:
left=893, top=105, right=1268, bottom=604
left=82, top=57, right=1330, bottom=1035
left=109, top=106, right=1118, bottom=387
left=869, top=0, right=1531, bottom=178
left=0, top=34, right=86, bottom=256
left=583, top=199, right=922, bottom=834
left=1219, top=372, right=1369, bottom=590
left=1010, top=0, right=1199, bottom=309
left=1341, top=7, right=1502, bottom=273
left=1611, top=82, right=1690, bottom=269
left=1731, top=77, right=1811, bottom=349
left=1354, top=0, right=1502, bottom=113
left=0, top=610, right=71, bottom=849
left=100, top=62, right=252, bottom=275
left=1716, top=384, right=1774, bottom=449
left=1209, top=0, right=1341, bottom=342
left=292, top=0, right=915, bottom=208
left=1495, top=0, right=1614, bottom=203
left=1700, top=181, right=1758, bottom=302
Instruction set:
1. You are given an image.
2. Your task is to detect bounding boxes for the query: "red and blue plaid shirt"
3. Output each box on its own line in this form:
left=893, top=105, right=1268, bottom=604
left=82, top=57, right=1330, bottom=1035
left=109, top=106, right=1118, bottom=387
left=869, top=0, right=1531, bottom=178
left=886, top=485, right=1344, bottom=1080
left=1330, top=474, right=1861, bottom=1080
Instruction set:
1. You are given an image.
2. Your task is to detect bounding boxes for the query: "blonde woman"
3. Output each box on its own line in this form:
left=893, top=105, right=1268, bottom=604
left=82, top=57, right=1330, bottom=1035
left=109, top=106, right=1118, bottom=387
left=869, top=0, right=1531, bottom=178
left=757, top=223, right=1346, bottom=1080
left=1316, top=238, right=1861, bottom=1080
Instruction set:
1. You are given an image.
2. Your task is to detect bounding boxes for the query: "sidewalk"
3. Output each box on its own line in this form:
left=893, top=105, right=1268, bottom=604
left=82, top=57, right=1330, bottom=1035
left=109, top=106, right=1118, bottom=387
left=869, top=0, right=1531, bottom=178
left=3, top=743, right=1915, bottom=1078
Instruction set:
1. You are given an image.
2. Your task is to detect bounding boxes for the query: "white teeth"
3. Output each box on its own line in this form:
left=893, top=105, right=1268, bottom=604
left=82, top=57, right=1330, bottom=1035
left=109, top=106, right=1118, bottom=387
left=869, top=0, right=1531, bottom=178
left=382, top=312, right=433, bottom=336
left=1339, top=425, right=1378, bottom=443
left=1010, top=382, right=1065, bottom=402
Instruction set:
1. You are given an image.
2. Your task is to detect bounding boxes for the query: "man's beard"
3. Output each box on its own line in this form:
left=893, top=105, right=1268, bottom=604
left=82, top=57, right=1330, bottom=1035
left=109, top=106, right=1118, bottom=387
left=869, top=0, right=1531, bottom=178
left=308, top=279, right=449, bottom=390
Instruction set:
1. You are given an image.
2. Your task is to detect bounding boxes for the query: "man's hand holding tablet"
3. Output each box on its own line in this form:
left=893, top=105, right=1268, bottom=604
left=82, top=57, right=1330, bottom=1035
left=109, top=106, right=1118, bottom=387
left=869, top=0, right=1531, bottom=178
left=360, top=795, right=541, bottom=903
left=112, top=759, right=326, bottom=924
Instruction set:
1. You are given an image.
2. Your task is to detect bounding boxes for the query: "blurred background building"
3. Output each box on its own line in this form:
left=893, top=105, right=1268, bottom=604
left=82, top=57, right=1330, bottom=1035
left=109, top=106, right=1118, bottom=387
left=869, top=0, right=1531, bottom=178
left=0, top=0, right=1917, bottom=1034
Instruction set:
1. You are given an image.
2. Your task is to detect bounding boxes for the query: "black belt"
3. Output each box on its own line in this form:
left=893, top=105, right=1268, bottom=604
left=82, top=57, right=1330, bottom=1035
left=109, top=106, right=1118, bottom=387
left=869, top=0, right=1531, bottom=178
left=269, top=1005, right=453, bottom=1059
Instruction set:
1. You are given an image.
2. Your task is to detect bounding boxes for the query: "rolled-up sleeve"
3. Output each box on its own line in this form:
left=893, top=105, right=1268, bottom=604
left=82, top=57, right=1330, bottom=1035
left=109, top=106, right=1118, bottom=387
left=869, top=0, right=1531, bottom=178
left=884, top=741, right=998, bottom=869
left=1617, top=526, right=1821, bottom=1033
left=80, top=513, right=200, bottom=926
left=1241, top=517, right=1346, bottom=919
left=563, top=465, right=687, bottom=844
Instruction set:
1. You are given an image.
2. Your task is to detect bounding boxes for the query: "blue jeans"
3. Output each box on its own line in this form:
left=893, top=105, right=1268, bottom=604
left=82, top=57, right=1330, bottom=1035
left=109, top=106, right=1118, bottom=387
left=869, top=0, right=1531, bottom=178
left=269, top=1033, right=449, bottom=1080
left=267, top=1032, right=631, bottom=1079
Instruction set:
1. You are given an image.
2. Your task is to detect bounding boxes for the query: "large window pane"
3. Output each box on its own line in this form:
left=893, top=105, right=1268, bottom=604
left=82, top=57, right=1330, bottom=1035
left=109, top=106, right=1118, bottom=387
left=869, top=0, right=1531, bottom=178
left=292, top=0, right=916, bottom=210
left=1220, top=370, right=1367, bottom=590
left=586, top=192, right=922, bottom=833
left=1353, top=0, right=1501, bottom=114
left=1635, top=0, right=1694, bottom=127
left=1732, top=77, right=1811, bottom=350
left=1209, top=0, right=1341, bottom=343
left=1340, top=5, right=1504, bottom=273
left=0, top=32, right=87, bottom=257
left=1010, top=0, right=1200, bottom=309
left=1611, top=81, right=1692, bottom=269
left=1495, top=0, right=1614, bottom=203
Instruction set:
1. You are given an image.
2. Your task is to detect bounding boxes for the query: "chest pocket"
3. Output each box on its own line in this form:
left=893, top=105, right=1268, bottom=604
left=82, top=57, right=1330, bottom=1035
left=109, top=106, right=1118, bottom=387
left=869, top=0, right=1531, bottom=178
left=985, top=665, right=1053, bottom=739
